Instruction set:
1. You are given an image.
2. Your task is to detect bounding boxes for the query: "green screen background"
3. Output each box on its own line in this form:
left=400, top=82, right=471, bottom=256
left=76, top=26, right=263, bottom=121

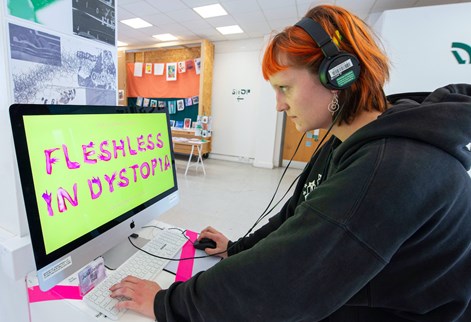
left=24, top=113, right=175, bottom=254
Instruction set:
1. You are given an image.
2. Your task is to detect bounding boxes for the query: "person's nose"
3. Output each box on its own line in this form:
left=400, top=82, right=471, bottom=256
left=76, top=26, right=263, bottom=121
left=275, top=93, right=288, bottom=112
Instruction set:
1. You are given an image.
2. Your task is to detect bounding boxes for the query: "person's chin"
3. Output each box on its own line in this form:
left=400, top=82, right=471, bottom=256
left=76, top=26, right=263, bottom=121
left=294, top=123, right=305, bottom=132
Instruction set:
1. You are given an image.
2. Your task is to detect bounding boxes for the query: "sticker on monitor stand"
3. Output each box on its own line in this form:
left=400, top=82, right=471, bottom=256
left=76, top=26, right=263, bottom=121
left=78, top=257, right=106, bottom=296
left=42, top=256, right=73, bottom=281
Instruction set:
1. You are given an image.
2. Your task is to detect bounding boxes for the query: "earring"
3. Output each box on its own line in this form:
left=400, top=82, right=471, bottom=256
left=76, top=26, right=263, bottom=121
left=328, top=92, right=339, bottom=115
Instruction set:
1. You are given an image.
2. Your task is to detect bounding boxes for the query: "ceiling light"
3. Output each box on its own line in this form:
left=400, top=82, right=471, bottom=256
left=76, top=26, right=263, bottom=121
left=152, top=33, right=178, bottom=41
left=217, top=25, right=243, bottom=35
left=117, top=41, right=128, bottom=47
left=193, top=4, right=227, bottom=18
left=120, top=18, right=152, bottom=29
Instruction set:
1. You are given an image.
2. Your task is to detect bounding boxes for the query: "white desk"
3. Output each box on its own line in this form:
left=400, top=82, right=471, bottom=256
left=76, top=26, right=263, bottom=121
left=26, top=221, right=220, bottom=322
left=27, top=270, right=175, bottom=322
left=172, top=137, right=208, bottom=176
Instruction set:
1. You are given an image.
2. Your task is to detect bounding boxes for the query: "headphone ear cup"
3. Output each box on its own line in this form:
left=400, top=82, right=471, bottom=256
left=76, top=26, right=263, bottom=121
left=318, top=53, right=361, bottom=90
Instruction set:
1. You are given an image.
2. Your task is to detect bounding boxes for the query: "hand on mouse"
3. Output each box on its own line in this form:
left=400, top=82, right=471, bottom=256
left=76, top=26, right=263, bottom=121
left=198, top=226, right=229, bottom=259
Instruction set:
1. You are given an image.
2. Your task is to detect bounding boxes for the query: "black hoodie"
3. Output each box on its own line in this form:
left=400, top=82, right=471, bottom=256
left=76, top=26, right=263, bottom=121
left=155, top=84, right=471, bottom=321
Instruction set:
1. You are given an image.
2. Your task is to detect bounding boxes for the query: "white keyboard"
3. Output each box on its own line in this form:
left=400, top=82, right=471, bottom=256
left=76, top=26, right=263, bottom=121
left=83, top=229, right=188, bottom=320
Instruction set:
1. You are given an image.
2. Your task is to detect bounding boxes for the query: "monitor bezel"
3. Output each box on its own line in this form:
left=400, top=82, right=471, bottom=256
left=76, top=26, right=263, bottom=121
left=9, top=103, right=179, bottom=290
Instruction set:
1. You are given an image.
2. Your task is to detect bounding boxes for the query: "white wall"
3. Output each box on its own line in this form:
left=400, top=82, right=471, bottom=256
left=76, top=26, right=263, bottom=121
left=374, top=2, right=471, bottom=95
left=0, top=0, right=22, bottom=238
left=210, top=38, right=281, bottom=168
left=0, top=2, right=118, bottom=321
left=374, top=2, right=471, bottom=177
left=0, top=2, right=31, bottom=322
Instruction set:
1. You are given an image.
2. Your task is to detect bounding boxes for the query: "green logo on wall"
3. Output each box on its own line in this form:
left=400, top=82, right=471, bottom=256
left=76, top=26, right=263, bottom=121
left=451, top=42, right=471, bottom=64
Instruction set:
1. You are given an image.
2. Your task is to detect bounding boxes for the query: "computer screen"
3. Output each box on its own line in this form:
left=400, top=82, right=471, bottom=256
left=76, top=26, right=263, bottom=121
left=9, top=104, right=179, bottom=291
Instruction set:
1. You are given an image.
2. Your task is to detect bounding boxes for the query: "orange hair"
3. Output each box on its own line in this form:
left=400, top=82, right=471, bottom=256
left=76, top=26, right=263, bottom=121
left=262, top=5, right=390, bottom=124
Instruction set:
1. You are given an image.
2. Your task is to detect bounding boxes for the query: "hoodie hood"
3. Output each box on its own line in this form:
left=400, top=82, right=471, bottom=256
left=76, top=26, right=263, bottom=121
left=336, top=84, right=471, bottom=171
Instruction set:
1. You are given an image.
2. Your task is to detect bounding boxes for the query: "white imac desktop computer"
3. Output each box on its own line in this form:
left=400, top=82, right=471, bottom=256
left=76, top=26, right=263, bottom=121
left=9, top=103, right=179, bottom=291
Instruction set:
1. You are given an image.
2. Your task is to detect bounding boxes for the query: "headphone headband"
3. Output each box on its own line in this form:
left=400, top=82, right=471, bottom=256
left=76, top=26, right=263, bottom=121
left=294, top=17, right=360, bottom=90
left=295, top=18, right=339, bottom=58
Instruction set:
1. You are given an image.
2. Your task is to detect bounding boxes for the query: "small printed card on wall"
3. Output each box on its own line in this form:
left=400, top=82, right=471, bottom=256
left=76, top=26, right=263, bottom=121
left=186, top=59, right=194, bottom=71
left=168, top=100, right=176, bottom=114
left=183, top=118, right=192, bottom=129
left=177, top=99, right=185, bottom=111
left=194, top=58, right=201, bottom=75
left=178, top=61, right=186, bottom=73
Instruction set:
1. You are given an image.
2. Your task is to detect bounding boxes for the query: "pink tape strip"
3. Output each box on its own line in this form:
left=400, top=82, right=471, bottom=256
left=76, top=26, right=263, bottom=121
left=28, top=285, right=83, bottom=303
left=29, top=230, right=199, bottom=301
left=175, top=230, right=198, bottom=282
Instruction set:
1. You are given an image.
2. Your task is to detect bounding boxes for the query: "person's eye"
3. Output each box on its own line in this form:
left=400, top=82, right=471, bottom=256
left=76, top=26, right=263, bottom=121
left=279, top=86, right=288, bottom=93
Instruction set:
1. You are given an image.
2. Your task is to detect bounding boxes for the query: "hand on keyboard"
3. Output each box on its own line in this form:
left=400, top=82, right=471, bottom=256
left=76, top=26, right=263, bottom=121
left=109, top=275, right=161, bottom=320
left=82, top=228, right=188, bottom=320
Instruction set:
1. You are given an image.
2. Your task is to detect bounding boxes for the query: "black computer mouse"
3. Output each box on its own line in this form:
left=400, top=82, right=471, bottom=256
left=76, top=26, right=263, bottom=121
left=193, top=237, right=217, bottom=250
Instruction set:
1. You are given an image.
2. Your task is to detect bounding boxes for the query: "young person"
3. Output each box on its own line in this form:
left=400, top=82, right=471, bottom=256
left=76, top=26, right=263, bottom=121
left=110, top=5, right=471, bottom=321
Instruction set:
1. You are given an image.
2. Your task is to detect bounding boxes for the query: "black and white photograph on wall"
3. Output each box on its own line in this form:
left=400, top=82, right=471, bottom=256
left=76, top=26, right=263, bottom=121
left=9, top=23, right=61, bottom=66
left=76, top=49, right=116, bottom=89
left=72, top=0, right=115, bottom=46
left=9, top=23, right=117, bottom=105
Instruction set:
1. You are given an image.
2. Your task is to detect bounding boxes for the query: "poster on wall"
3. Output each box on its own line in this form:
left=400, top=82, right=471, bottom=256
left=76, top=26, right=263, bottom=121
left=145, top=63, right=153, bottom=74
left=7, top=0, right=71, bottom=33
left=166, top=63, right=177, bottom=81
left=9, top=23, right=117, bottom=105
left=72, top=0, right=115, bottom=46
left=154, top=63, right=164, bottom=75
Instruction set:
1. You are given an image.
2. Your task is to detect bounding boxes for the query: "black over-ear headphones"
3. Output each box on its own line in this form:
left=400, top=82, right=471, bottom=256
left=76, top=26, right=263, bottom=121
left=295, top=17, right=361, bottom=90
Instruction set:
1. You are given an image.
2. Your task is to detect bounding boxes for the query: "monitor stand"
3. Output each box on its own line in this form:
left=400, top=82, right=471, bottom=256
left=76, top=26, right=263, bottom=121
left=101, top=235, right=149, bottom=270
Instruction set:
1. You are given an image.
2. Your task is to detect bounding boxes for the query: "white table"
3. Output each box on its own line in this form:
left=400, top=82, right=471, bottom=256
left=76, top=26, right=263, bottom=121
left=26, top=221, right=220, bottom=322
left=172, top=137, right=208, bottom=175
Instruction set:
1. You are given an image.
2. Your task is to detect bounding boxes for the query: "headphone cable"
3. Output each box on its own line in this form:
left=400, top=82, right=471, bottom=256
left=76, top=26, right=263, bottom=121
left=129, top=111, right=343, bottom=261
